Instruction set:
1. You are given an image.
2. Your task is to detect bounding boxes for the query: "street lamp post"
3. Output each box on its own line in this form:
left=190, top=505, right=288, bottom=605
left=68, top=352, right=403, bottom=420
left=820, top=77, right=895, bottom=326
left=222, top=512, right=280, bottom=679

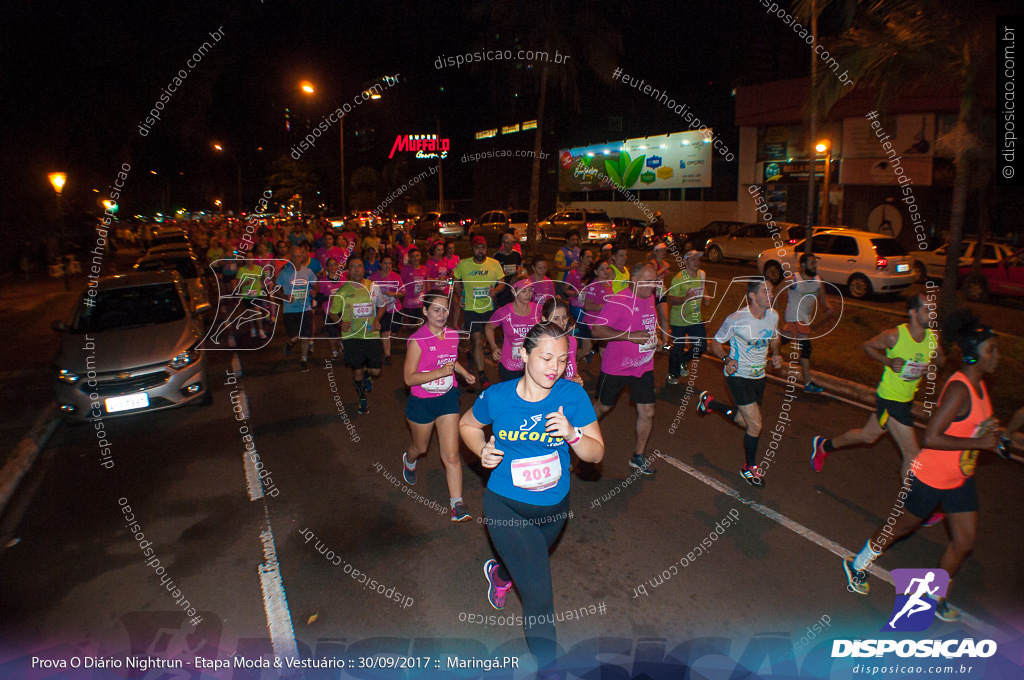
left=212, top=143, right=242, bottom=215
left=48, top=172, right=68, bottom=290
left=815, top=141, right=832, bottom=226
left=299, top=81, right=345, bottom=216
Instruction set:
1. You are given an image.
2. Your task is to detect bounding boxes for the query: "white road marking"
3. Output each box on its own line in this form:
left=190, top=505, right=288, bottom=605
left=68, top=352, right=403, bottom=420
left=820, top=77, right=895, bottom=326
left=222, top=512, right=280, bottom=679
left=653, top=451, right=998, bottom=637
left=233, top=351, right=299, bottom=658
left=259, top=513, right=299, bottom=658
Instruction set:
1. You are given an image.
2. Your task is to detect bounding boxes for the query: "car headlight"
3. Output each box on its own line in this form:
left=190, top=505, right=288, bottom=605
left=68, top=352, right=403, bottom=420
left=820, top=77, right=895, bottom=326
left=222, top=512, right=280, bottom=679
left=58, top=369, right=81, bottom=384
left=169, top=345, right=201, bottom=369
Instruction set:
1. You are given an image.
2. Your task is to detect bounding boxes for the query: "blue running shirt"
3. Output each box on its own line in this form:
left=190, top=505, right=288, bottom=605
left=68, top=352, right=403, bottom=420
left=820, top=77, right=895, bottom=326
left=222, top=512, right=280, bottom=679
left=473, top=378, right=597, bottom=506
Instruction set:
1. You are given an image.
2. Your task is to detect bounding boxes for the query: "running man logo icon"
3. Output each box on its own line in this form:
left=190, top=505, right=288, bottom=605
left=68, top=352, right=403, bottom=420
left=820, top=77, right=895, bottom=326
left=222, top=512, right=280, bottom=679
left=883, top=568, right=950, bottom=632
left=520, top=414, right=543, bottom=431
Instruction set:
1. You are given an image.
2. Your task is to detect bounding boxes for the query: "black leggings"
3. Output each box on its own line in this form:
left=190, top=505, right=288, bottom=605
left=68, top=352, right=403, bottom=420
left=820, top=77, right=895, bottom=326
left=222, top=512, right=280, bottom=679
left=483, top=488, right=570, bottom=671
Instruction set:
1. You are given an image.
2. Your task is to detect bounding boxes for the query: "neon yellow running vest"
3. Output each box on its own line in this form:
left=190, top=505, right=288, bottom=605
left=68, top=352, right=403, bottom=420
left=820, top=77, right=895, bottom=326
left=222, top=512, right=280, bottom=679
left=877, top=323, right=936, bottom=403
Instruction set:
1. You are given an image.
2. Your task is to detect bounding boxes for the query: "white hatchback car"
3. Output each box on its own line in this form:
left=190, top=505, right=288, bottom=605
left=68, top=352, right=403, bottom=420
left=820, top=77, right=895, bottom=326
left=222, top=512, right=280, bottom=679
left=756, top=229, right=916, bottom=299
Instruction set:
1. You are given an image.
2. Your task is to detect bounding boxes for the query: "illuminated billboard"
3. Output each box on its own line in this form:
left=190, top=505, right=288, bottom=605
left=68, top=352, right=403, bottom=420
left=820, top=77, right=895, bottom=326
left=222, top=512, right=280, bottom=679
left=559, top=130, right=713, bottom=192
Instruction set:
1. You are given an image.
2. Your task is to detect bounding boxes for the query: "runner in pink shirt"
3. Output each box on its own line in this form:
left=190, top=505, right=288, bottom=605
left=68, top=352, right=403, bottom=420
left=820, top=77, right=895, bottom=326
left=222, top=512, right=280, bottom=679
left=402, top=289, right=477, bottom=522
left=591, top=262, right=662, bottom=476
left=565, top=248, right=594, bottom=358
left=541, top=297, right=582, bottom=386
left=400, top=247, right=428, bottom=330
left=318, top=257, right=346, bottom=358
left=369, top=255, right=404, bottom=365
left=528, top=255, right=556, bottom=307
left=486, top=276, right=540, bottom=382
left=426, top=241, right=451, bottom=294
left=580, top=256, right=615, bottom=364
left=315, top=233, right=345, bottom=267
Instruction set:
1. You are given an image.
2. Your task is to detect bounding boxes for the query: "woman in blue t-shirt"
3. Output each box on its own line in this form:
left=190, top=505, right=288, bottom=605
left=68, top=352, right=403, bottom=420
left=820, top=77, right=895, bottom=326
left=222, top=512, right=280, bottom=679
left=459, top=323, right=604, bottom=677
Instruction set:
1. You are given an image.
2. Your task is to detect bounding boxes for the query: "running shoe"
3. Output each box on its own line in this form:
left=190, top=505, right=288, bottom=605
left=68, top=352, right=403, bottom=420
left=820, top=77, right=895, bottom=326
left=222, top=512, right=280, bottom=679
left=922, top=512, right=945, bottom=527
left=740, top=465, right=764, bottom=487
left=680, top=366, right=689, bottom=378
left=384, top=355, right=392, bottom=366
left=666, top=375, right=679, bottom=386
left=251, top=327, right=257, bottom=338
left=283, top=340, right=295, bottom=356
left=258, top=329, right=267, bottom=339
left=402, top=453, right=417, bottom=485
left=451, top=502, right=471, bottom=522
left=662, top=343, right=672, bottom=351
left=299, top=359, right=309, bottom=372
left=811, top=436, right=829, bottom=472
left=228, top=336, right=237, bottom=348
left=842, top=558, right=870, bottom=595
left=357, top=397, right=369, bottom=415
left=697, top=390, right=713, bottom=415
left=484, top=559, right=512, bottom=610
left=934, top=599, right=961, bottom=622
left=332, top=350, right=339, bottom=359
left=363, top=375, right=374, bottom=393
left=629, top=453, right=656, bottom=476
left=583, top=350, right=596, bottom=364
left=804, top=381, right=824, bottom=394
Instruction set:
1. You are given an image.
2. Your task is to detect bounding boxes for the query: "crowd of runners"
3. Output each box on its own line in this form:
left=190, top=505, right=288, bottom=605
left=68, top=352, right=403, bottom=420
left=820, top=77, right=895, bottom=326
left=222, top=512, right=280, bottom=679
left=167, top=214, right=1018, bottom=679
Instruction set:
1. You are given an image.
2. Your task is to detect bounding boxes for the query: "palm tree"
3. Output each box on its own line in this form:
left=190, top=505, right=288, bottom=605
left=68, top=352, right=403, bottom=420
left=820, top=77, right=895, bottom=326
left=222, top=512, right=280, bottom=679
left=794, top=0, right=1004, bottom=316
left=473, top=2, right=622, bottom=254
left=267, top=155, right=319, bottom=207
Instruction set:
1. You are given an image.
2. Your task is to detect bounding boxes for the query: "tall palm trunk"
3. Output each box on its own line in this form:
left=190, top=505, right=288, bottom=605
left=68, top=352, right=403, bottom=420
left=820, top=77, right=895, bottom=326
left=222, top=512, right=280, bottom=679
left=939, top=57, right=978, bottom=319
left=526, top=38, right=551, bottom=258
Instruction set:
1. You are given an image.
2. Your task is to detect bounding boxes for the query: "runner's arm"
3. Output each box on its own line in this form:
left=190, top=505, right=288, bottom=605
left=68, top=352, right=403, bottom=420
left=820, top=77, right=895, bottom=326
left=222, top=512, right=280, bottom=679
left=459, top=409, right=503, bottom=468
left=922, top=381, right=999, bottom=450
left=863, top=328, right=899, bottom=369
left=403, top=339, right=454, bottom=387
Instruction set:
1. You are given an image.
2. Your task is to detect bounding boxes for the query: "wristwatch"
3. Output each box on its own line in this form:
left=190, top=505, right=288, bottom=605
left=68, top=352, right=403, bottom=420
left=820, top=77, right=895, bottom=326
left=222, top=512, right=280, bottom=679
left=566, top=427, right=583, bottom=445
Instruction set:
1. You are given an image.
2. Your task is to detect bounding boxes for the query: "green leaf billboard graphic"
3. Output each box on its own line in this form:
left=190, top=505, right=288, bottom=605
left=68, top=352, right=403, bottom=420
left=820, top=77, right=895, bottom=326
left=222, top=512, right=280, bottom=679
left=605, top=150, right=645, bottom=189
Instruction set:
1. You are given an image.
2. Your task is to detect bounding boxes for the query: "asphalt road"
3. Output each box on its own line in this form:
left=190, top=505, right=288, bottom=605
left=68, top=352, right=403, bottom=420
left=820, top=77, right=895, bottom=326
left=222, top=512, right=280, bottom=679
left=1, top=305, right=1022, bottom=678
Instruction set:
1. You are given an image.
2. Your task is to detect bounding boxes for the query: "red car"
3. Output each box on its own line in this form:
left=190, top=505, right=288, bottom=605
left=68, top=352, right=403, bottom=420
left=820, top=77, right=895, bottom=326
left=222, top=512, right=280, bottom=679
left=959, top=248, right=1024, bottom=301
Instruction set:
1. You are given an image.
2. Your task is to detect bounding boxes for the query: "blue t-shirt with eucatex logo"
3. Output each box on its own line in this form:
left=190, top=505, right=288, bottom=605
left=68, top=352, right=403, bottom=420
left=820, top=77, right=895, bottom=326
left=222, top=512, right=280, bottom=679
left=472, top=378, right=597, bottom=506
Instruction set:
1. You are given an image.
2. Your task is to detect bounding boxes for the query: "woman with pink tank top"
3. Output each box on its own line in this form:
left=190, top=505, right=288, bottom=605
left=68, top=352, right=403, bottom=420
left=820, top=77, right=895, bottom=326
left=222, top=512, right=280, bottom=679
left=486, top=276, right=540, bottom=382
left=402, top=289, right=478, bottom=522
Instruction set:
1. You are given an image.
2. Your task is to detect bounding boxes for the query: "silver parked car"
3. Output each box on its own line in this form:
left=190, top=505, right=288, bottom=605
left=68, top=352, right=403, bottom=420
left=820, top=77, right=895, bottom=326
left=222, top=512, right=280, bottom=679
left=134, top=250, right=212, bottom=313
left=756, top=229, right=916, bottom=299
left=53, top=271, right=210, bottom=421
left=470, top=209, right=529, bottom=245
left=538, top=209, right=615, bottom=242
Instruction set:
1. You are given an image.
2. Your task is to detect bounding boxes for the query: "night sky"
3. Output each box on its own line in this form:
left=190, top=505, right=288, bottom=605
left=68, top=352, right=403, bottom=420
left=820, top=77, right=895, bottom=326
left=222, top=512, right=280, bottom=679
left=2, top=0, right=824, bottom=252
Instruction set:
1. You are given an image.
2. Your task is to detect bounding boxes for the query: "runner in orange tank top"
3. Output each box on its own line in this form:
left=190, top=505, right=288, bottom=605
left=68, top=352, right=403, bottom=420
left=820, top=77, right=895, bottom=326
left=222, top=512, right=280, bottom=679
left=840, top=311, right=1003, bottom=623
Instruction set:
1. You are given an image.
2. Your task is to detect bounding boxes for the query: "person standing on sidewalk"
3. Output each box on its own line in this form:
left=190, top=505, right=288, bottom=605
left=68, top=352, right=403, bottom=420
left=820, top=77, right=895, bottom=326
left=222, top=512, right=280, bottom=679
left=698, top=279, right=782, bottom=487
left=666, top=250, right=709, bottom=385
left=591, top=263, right=661, bottom=476
left=842, top=311, right=1000, bottom=623
left=811, top=294, right=943, bottom=480
left=781, top=253, right=833, bottom=394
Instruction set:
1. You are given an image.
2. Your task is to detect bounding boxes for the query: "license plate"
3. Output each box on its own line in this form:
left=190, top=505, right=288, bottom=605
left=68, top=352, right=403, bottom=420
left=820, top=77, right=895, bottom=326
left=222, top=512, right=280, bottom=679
left=897, top=264, right=910, bottom=272
left=105, top=393, right=150, bottom=413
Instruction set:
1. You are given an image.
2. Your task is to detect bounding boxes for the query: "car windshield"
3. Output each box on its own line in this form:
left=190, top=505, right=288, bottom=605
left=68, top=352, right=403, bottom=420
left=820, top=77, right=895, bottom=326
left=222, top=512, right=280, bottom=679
left=70, top=283, right=185, bottom=333
left=440, top=213, right=462, bottom=222
left=872, top=238, right=907, bottom=257
left=586, top=212, right=612, bottom=224
left=136, top=257, right=198, bottom=278
left=509, top=211, right=529, bottom=223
